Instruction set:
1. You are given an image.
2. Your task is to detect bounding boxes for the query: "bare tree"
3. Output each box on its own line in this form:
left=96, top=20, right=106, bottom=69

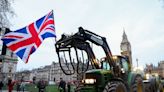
left=0, top=0, right=14, bottom=28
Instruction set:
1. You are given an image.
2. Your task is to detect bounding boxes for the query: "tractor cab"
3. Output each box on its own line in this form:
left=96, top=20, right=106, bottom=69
left=101, top=56, right=130, bottom=76
left=112, top=56, right=130, bottom=73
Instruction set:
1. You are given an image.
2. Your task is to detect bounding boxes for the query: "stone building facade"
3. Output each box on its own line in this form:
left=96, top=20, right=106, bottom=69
left=16, top=61, right=78, bottom=84
left=0, top=28, right=18, bottom=82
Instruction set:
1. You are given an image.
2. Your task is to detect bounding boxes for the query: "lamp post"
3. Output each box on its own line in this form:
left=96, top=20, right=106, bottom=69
left=136, top=58, right=138, bottom=68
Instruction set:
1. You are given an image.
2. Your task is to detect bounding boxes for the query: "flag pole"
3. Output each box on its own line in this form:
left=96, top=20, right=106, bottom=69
left=55, top=38, right=57, bottom=42
left=52, top=9, right=56, bottom=43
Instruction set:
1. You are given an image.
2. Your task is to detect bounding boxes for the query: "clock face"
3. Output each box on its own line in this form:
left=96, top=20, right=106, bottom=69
left=121, top=45, right=127, bottom=51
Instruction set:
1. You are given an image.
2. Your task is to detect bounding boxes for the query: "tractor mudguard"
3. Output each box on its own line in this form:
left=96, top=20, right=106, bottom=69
left=130, top=73, right=145, bottom=92
left=130, top=73, right=143, bottom=85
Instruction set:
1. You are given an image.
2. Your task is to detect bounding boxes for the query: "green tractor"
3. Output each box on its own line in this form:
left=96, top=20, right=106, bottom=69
left=79, top=55, right=144, bottom=92
left=55, top=27, right=144, bottom=92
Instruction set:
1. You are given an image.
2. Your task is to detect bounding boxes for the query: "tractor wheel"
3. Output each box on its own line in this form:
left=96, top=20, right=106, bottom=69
left=103, top=81, right=127, bottom=92
left=131, top=76, right=144, bottom=92
left=159, top=83, right=163, bottom=92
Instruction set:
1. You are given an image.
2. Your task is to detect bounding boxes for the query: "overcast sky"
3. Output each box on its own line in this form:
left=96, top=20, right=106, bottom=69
left=10, top=0, right=164, bottom=71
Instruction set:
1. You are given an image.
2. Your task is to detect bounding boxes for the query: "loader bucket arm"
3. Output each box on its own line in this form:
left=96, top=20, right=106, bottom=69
left=77, top=27, right=115, bottom=69
left=55, top=27, right=118, bottom=75
left=55, top=34, right=100, bottom=75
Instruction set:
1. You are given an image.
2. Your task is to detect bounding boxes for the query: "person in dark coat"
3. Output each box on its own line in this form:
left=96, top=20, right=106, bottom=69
left=16, top=81, right=21, bottom=92
left=58, top=78, right=66, bottom=92
left=67, top=82, right=71, bottom=92
left=37, top=79, right=46, bottom=92
left=0, top=81, right=4, bottom=92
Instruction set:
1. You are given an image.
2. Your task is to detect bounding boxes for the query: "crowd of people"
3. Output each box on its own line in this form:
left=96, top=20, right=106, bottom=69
left=36, top=77, right=72, bottom=92
left=0, top=77, right=72, bottom=92
left=0, top=79, right=26, bottom=92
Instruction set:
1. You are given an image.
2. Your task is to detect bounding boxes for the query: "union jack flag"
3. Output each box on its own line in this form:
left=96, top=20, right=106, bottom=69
left=1, top=11, right=56, bottom=63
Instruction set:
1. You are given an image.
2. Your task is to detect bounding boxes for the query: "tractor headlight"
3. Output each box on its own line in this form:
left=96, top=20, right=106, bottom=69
left=121, top=68, right=125, bottom=73
left=145, top=74, right=150, bottom=80
left=82, top=79, right=96, bottom=84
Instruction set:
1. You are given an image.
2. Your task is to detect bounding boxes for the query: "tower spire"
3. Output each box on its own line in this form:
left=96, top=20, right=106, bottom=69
left=122, top=28, right=128, bottom=43
left=120, top=28, right=132, bottom=67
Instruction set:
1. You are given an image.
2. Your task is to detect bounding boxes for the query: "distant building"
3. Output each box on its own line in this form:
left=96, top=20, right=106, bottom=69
left=158, top=61, right=164, bottom=78
left=31, top=66, right=50, bottom=81
left=0, top=28, right=18, bottom=82
left=16, top=61, right=78, bottom=83
left=15, top=70, right=31, bottom=81
left=49, top=61, right=77, bottom=83
left=120, top=30, right=132, bottom=66
left=145, top=61, right=164, bottom=78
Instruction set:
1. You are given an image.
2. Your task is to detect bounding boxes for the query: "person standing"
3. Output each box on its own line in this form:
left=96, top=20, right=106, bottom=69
left=67, top=82, right=71, bottom=92
left=16, top=81, right=21, bottom=92
left=7, top=79, right=15, bottom=92
left=20, top=81, right=25, bottom=92
left=37, top=79, right=46, bottom=92
left=0, top=81, right=4, bottom=92
left=58, top=78, right=66, bottom=92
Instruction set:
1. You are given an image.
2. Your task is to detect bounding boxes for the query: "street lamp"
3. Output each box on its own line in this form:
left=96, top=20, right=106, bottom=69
left=136, top=58, right=138, bottom=68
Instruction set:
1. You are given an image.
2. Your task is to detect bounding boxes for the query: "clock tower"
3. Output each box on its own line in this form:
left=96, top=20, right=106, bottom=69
left=120, top=30, right=132, bottom=66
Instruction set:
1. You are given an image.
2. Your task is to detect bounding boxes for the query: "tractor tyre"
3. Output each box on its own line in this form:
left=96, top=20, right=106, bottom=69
left=103, top=81, right=127, bottom=92
left=159, top=83, right=163, bottom=92
left=131, top=75, right=144, bottom=92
